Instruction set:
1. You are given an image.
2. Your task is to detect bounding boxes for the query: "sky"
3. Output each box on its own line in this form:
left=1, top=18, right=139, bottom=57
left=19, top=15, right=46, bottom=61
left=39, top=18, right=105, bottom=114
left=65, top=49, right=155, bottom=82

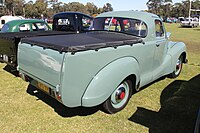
left=59, top=0, right=183, bottom=11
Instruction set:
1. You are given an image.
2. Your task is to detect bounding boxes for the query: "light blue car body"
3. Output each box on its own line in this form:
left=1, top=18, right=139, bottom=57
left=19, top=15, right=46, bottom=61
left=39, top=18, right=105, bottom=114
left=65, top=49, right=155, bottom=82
left=17, top=11, right=187, bottom=108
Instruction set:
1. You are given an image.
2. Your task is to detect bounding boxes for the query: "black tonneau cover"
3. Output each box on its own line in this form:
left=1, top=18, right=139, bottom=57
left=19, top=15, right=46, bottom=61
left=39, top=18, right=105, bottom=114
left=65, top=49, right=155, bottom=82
left=21, top=31, right=143, bottom=53
left=0, top=31, right=75, bottom=41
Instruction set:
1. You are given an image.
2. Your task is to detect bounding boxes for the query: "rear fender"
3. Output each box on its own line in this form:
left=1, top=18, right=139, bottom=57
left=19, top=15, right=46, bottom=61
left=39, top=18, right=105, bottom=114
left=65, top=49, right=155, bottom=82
left=81, top=57, right=140, bottom=107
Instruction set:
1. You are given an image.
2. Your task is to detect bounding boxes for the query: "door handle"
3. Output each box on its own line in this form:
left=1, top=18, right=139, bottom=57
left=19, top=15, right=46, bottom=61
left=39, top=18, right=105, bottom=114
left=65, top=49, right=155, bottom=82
left=156, top=43, right=160, bottom=47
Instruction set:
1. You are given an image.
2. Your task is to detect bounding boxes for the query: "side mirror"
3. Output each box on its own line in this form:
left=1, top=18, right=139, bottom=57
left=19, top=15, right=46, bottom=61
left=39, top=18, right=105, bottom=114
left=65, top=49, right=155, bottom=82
left=166, top=32, right=171, bottom=39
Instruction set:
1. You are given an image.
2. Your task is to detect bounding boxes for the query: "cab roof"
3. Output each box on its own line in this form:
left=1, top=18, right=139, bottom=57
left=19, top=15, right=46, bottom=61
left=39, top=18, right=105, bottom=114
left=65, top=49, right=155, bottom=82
left=96, top=11, right=160, bottom=24
left=53, top=12, right=92, bottom=19
left=5, top=19, right=46, bottom=27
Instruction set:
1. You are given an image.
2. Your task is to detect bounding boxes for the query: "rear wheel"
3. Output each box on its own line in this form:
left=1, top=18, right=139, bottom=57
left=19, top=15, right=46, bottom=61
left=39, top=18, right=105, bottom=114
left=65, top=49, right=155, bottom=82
left=168, top=55, right=183, bottom=78
left=102, top=79, right=132, bottom=114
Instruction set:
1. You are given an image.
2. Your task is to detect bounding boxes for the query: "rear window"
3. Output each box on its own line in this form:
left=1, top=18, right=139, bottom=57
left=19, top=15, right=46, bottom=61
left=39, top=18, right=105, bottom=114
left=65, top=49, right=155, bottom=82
left=53, top=16, right=75, bottom=31
left=92, top=17, right=148, bottom=38
left=1, top=24, right=9, bottom=32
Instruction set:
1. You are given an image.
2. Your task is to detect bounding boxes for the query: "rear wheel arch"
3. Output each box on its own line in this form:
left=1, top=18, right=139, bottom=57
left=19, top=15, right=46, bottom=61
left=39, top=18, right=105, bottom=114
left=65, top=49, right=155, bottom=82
left=125, top=74, right=140, bottom=92
left=81, top=57, right=140, bottom=108
left=101, top=74, right=140, bottom=114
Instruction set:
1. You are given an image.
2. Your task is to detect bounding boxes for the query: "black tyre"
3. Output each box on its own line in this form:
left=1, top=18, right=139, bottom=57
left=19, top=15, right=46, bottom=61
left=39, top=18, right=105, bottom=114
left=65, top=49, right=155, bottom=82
left=102, top=79, right=132, bottom=114
left=168, top=55, right=183, bottom=78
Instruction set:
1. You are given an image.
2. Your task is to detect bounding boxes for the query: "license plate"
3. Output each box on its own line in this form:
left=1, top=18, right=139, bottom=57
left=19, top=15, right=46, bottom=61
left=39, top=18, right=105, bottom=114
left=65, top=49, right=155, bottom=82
left=37, top=82, right=49, bottom=93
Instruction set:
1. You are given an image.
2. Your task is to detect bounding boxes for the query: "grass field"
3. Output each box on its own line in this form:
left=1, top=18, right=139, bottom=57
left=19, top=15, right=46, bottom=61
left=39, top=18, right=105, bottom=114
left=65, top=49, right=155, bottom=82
left=0, top=23, right=200, bottom=133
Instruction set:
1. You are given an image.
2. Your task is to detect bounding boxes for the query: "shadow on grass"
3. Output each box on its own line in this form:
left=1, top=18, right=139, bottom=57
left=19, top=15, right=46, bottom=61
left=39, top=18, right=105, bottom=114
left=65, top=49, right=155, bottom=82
left=26, top=84, right=100, bottom=117
left=3, top=65, right=19, bottom=77
left=137, top=76, right=166, bottom=93
left=193, top=29, right=200, bottom=31
left=129, top=74, right=200, bottom=133
left=178, top=26, right=193, bottom=28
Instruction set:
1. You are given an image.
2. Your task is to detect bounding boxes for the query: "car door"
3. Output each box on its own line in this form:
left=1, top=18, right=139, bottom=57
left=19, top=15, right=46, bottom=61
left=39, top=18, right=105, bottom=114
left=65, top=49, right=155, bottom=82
left=152, top=19, right=168, bottom=79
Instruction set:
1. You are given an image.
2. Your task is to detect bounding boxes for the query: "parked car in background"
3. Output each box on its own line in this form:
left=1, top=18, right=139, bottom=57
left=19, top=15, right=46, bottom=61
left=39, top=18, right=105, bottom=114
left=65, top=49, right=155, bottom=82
left=178, top=17, right=185, bottom=22
left=0, top=19, right=51, bottom=32
left=47, top=18, right=53, bottom=23
left=53, top=12, right=93, bottom=32
left=181, top=18, right=199, bottom=28
left=0, top=15, right=24, bottom=29
left=163, top=17, right=178, bottom=23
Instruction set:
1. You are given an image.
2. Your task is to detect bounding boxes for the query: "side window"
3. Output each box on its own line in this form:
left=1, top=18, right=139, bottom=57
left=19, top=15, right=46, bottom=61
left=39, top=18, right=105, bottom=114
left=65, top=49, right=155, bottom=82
left=82, top=16, right=92, bottom=31
left=109, top=18, right=121, bottom=31
left=92, top=17, right=147, bottom=37
left=32, top=22, right=49, bottom=31
left=56, top=18, right=74, bottom=31
left=31, top=24, right=37, bottom=31
left=123, top=19, right=147, bottom=37
left=104, top=18, right=112, bottom=30
left=103, top=18, right=121, bottom=31
left=58, top=18, right=70, bottom=25
left=155, top=20, right=164, bottom=37
left=19, top=24, right=30, bottom=32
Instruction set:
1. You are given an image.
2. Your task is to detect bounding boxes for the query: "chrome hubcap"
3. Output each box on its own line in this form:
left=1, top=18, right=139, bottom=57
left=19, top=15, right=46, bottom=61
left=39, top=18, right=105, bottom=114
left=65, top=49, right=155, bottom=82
left=115, top=87, right=126, bottom=103
left=111, top=81, right=129, bottom=108
left=175, top=58, right=182, bottom=75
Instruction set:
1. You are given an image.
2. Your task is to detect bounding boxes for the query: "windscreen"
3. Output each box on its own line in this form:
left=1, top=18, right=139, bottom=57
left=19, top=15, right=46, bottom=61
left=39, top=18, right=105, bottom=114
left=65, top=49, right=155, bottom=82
left=92, top=17, right=148, bottom=38
left=1, top=24, right=9, bottom=32
left=53, top=16, right=75, bottom=31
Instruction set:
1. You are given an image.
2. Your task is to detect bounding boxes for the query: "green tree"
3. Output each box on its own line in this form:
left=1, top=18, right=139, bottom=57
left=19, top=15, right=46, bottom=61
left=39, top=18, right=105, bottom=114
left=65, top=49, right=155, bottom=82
left=66, top=2, right=89, bottom=14
left=24, top=1, right=34, bottom=18
left=1, top=0, right=114, bottom=19
left=85, top=2, right=98, bottom=15
left=171, top=2, right=185, bottom=17
left=14, top=0, right=25, bottom=16
left=147, top=0, right=172, bottom=15
left=33, top=0, right=48, bottom=18
left=102, top=3, right=113, bottom=12
left=160, top=1, right=172, bottom=17
left=4, top=0, right=14, bottom=15
left=52, top=2, right=64, bottom=13
left=191, top=0, right=200, bottom=16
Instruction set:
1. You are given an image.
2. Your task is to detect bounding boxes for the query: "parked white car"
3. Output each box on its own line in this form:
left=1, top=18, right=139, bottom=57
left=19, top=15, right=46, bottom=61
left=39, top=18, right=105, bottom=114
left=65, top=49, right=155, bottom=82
left=0, top=16, right=23, bottom=29
left=181, top=18, right=199, bottom=28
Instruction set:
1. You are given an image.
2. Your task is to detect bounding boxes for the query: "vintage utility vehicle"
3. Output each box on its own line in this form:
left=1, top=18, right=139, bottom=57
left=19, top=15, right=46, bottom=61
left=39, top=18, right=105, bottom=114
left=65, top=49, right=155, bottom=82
left=0, top=12, right=92, bottom=67
left=17, top=11, right=187, bottom=114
